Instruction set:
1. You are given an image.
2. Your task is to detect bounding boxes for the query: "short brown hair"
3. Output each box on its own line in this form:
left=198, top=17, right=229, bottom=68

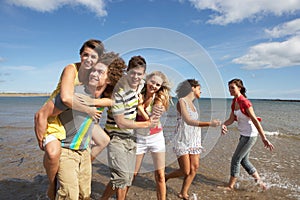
left=127, top=55, right=146, bottom=72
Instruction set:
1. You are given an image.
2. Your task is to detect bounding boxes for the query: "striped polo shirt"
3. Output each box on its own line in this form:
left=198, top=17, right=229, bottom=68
left=105, top=75, right=145, bottom=137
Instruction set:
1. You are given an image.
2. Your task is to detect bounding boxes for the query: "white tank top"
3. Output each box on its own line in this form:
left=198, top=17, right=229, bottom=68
left=234, top=109, right=258, bottom=137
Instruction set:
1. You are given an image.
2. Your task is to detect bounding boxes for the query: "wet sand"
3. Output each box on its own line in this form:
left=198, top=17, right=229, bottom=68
left=0, top=127, right=299, bottom=200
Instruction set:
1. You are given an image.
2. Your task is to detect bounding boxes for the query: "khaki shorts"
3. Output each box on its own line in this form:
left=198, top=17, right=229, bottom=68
left=107, top=135, right=136, bottom=189
left=56, top=148, right=91, bottom=200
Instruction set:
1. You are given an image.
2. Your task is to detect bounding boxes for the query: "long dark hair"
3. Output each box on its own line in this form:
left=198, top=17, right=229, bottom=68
left=176, top=79, right=200, bottom=99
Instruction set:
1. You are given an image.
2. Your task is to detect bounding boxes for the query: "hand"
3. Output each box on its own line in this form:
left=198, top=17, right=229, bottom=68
left=38, top=139, right=44, bottom=151
left=149, top=116, right=159, bottom=128
left=87, top=107, right=102, bottom=121
left=75, top=93, right=94, bottom=106
left=221, top=124, right=228, bottom=135
left=152, top=105, right=164, bottom=118
left=210, top=119, right=221, bottom=127
left=138, top=94, right=144, bottom=105
left=262, top=138, right=274, bottom=151
left=35, top=131, right=45, bottom=151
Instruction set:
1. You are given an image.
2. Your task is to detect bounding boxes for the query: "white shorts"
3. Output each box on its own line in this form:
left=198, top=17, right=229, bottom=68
left=136, top=131, right=165, bottom=155
left=43, top=134, right=59, bottom=147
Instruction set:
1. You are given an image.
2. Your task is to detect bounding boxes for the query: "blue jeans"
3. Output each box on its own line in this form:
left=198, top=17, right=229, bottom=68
left=231, top=135, right=257, bottom=177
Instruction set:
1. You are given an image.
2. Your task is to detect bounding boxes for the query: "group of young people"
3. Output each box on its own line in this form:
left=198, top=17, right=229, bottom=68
left=34, top=39, right=274, bottom=200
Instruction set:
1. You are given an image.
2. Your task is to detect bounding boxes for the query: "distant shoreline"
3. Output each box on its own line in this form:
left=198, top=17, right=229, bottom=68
left=0, top=93, right=299, bottom=102
left=0, top=93, right=50, bottom=97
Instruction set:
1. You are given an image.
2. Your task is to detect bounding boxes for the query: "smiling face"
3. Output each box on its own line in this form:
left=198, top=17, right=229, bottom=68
left=80, top=47, right=99, bottom=70
left=126, top=66, right=145, bottom=89
left=146, top=74, right=163, bottom=95
left=88, top=62, right=109, bottom=88
left=228, top=83, right=241, bottom=97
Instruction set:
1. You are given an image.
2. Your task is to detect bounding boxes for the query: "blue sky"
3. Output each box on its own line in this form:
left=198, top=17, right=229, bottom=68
left=1, top=0, right=300, bottom=100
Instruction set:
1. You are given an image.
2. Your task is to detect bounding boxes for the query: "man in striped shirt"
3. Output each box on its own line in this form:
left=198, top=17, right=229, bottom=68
left=102, top=56, right=159, bottom=200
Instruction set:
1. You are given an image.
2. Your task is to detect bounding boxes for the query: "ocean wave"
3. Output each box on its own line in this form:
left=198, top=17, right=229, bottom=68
left=264, top=131, right=280, bottom=136
left=265, top=130, right=300, bottom=139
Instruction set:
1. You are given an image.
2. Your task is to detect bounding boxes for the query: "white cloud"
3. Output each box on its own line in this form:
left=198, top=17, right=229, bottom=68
left=188, top=0, right=300, bottom=25
left=265, top=18, right=300, bottom=38
left=233, top=35, right=300, bottom=69
left=8, top=0, right=107, bottom=16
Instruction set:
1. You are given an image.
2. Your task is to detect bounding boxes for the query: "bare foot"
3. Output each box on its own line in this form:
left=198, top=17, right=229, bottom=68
left=217, top=185, right=234, bottom=191
left=256, top=179, right=268, bottom=190
left=177, top=193, right=189, bottom=200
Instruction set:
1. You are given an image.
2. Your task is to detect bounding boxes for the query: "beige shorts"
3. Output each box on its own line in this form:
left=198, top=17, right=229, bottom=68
left=56, top=148, right=91, bottom=200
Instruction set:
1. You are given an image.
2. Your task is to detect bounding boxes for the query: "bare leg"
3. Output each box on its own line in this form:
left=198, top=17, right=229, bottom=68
left=180, top=154, right=199, bottom=199
left=228, top=176, right=238, bottom=190
left=44, top=140, right=61, bottom=200
left=152, top=152, right=166, bottom=200
left=165, top=155, right=190, bottom=199
left=165, top=154, right=189, bottom=181
left=101, top=182, right=116, bottom=200
left=35, top=101, right=63, bottom=200
left=116, top=187, right=128, bottom=200
left=133, top=154, right=144, bottom=177
left=90, top=125, right=110, bottom=161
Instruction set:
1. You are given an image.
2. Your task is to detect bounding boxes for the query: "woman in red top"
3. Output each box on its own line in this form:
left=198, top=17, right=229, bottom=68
left=221, top=78, right=274, bottom=190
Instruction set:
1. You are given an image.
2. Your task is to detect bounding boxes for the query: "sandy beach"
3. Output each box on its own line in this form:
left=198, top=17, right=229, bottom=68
left=1, top=127, right=298, bottom=200
left=0, top=96, right=299, bottom=200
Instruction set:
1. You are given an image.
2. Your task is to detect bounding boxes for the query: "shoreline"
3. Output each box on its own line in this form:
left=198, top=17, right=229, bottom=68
left=0, top=93, right=50, bottom=97
left=1, top=93, right=299, bottom=102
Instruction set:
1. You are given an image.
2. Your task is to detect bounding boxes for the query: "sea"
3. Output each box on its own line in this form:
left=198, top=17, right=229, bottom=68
left=0, top=96, right=299, bottom=199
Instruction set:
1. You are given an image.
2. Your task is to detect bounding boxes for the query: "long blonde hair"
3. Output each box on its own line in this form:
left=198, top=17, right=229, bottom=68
left=144, top=71, right=171, bottom=110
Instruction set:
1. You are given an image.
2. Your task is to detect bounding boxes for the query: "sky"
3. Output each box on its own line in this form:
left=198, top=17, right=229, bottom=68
left=0, top=0, right=300, bottom=100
